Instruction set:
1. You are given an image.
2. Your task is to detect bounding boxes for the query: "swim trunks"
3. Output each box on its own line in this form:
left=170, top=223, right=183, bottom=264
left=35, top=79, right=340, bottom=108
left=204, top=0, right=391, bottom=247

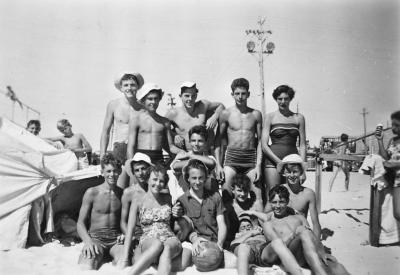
left=224, top=147, right=257, bottom=174
left=265, top=123, right=299, bottom=168
left=230, top=237, right=268, bottom=266
left=113, top=142, right=127, bottom=164
left=89, top=228, right=121, bottom=250
left=136, top=149, right=164, bottom=165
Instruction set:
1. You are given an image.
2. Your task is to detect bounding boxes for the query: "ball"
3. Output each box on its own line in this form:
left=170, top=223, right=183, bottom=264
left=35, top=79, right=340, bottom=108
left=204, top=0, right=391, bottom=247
left=192, top=241, right=223, bottom=272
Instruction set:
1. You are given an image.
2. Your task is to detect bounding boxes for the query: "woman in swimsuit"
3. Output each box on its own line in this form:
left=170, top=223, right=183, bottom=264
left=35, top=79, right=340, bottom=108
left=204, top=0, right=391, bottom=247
left=119, top=165, right=182, bottom=275
left=261, top=85, right=306, bottom=194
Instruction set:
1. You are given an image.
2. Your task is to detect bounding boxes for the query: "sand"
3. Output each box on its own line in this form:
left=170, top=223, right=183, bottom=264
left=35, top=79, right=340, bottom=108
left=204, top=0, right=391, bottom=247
left=0, top=172, right=399, bottom=275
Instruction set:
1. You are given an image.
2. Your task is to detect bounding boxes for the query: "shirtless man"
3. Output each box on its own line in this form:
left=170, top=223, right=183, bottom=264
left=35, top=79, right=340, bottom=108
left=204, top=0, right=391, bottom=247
left=119, top=152, right=152, bottom=234
left=215, top=78, right=263, bottom=205
left=77, top=153, right=124, bottom=270
left=127, top=83, right=184, bottom=163
left=264, top=154, right=321, bottom=238
left=165, top=81, right=224, bottom=151
left=47, top=119, right=92, bottom=169
left=245, top=186, right=349, bottom=275
left=100, top=73, right=144, bottom=163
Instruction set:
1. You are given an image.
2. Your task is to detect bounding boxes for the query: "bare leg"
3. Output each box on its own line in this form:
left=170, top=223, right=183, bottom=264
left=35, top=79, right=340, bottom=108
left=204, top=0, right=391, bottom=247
left=157, top=239, right=181, bottom=275
left=246, top=169, right=264, bottom=209
left=223, top=166, right=237, bottom=196
left=78, top=245, right=104, bottom=270
left=328, top=166, right=340, bottom=192
left=171, top=247, right=192, bottom=272
left=298, top=229, right=328, bottom=275
left=223, top=249, right=237, bottom=269
left=264, top=167, right=281, bottom=199
left=110, top=244, right=125, bottom=265
left=128, top=239, right=163, bottom=275
left=343, top=166, right=350, bottom=191
left=235, top=244, right=253, bottom=275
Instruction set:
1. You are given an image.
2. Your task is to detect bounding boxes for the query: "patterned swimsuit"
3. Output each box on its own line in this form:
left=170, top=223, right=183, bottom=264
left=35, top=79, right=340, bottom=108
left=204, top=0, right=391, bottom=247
left=139, top=204, right=177, bottom=243
left=387, top=139, right=400, bottom=187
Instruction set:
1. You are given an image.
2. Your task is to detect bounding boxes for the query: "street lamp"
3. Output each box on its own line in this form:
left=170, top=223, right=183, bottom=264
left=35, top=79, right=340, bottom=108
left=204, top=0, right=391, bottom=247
left=245, top=18, right=275, bottom=118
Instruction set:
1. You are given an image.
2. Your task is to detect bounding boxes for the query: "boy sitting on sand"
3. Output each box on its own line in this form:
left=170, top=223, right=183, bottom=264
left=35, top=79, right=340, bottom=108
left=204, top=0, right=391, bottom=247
left=47, top=119, right=92, bottom=169
left=264, top=154, right=321, bottom=238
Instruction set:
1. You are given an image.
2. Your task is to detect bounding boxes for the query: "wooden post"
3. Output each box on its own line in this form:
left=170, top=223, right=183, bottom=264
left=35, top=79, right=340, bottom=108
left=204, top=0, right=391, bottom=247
left=369, top=185, right=382, bottom=247
left=315, top=159, right=322, bottom=213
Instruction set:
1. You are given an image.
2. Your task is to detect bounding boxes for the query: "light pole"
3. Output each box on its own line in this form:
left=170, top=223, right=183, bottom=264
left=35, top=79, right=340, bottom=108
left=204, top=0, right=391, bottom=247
left=246, top=18, right=275, bottom=118
left=167, top=93, right=176, bottom=109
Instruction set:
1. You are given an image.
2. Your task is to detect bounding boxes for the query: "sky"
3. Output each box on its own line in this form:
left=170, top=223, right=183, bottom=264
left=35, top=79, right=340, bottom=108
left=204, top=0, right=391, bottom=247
left=0, top=0, right=399, bottom=150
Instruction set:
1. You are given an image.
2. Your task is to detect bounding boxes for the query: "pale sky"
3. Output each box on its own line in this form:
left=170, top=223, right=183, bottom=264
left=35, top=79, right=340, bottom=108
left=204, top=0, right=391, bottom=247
left=0, top=0, right=399, bottom=149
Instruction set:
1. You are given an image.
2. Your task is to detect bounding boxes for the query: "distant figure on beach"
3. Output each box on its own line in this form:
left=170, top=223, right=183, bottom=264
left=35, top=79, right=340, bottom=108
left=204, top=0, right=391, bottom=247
left=375, top=110, right=400, bottom=222
left=118, top=165, right=183, bottom=275
left=127, top=83, right=184, bottom=164
left=165, top=81, right=224, bottom=152
left=77, top=154, right=124, bottom=270
left=265, top=154, right=321, bottom=238
left=245, top=185, right=350, bottom=275
left=100, top=73, right=144, bottom=164
left=215, top=78, right=263, bottom=208
left=262, top=85, right=306, bottom=194
left=328, top=133, right=351, bottom=192
left=47, top=119, right=92, bottom=169
left=26, top=119, right=41, bottom=136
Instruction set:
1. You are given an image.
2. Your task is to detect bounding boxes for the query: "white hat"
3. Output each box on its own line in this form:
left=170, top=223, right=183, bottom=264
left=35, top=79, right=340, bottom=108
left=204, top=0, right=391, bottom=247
left=136, top=83, right=164, bottom=101
left=180, top=81, right=198, bottom=93
left=124, top=152, right=153, bottom=178
left=114, top=72, right=144, bottom=91
left=276, top=154, right=307, bottom=174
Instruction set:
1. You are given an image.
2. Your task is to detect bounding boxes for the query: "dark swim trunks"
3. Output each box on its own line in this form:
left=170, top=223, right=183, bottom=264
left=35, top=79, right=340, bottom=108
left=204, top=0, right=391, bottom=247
left=224, top=147, right=257, bottom=174
left=230, top=238, right=268, bottom=266
left=113, top=142, right=127, bottom=164
left=89, top=228, right=120, bottom=250
left=136, top=149, right=165, bottom=165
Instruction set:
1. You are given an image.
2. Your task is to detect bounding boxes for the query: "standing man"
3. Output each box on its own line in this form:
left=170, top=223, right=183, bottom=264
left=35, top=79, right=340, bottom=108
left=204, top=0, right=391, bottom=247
left=165, top=81, right=224, bottom=151
left=328, top=133, right=351, bottom=192
left=77, top=153, right=124, bottom=270
left=100, top=73, right=144, bottom=164
left=127, top=83, right=184, bottom=163
left=215, top=78, right=263, bottom=207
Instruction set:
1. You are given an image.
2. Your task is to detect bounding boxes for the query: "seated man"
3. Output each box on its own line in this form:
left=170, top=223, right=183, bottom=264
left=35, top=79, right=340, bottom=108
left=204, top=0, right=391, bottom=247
left=246, top=186, right=350, bottom=275
left=77, top=153, right=124, bottom=270
left=264, top=154, right=321, bottom=238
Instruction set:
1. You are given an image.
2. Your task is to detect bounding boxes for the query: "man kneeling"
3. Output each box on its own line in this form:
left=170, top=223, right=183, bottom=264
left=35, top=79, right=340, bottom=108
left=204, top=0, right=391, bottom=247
left=77, top=153, right=124, bottom=270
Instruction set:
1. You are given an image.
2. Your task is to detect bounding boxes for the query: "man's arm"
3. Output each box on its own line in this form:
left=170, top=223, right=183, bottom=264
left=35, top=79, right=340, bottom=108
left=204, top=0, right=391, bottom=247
left=119, top=201, right=139, bottom=265
left=127, top=113, right=139, bottom=160
left=71, top=134, right=92, bottom=153
left=261, top=113, right=281, bottom=163
left=100, top=102, right=114, bottom=157
left=308, top=190, right=321, bottom=239
left=242, top=210, right=271, bottom=223
left=164, top=120, right=185, bottom=155
left=203, top=100, right=225, bottom=130
left=215, top=110, right=228, bottom=180
left=298, top=114, right=307, bottom=161
left=253, top=110, right=263, bottom=181
left=216, top=214, right=227, bottom=250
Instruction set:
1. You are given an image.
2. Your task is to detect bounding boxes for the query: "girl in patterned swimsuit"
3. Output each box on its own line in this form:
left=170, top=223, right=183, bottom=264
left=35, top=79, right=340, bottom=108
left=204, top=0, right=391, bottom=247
left=119, top=165, right=182, bottom=275
left=261, top=85, right=307, bottom=192
left=375, top=110, right=400, bottom=223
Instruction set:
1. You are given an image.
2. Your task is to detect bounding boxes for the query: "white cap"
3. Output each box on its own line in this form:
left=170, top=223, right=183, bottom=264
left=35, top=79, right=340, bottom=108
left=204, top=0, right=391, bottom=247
left=124, top=152, right=153, bottom=178
left=276, top=154, right=307, bottom=174
left=180, top=81, right=198, bottom=93
left=136, top=83, right=163, bottom=101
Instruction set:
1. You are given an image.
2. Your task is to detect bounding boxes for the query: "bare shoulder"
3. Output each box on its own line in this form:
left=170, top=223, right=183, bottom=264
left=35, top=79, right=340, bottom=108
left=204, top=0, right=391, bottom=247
left=84, top=186, right=99, bottom=199
left=252, top=108, right=262, bottom=119
left=303, top=187, right=316, bottom=199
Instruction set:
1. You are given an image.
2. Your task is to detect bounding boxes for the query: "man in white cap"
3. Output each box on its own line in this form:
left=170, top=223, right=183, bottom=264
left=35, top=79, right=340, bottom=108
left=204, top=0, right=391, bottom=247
left=127, top=83, right=184, bottom=163
left=165, top=81, right=224, bottom=151
left=265, top=154, right=321, bottom=239
left=119, top=152, right=152, bottom=235
left=100, top=73, right=144, bottom=164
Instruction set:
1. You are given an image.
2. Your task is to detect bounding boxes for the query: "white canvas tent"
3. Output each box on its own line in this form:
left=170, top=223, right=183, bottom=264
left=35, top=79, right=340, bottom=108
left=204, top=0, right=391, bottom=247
left=0, top=117, right=100, bottom=250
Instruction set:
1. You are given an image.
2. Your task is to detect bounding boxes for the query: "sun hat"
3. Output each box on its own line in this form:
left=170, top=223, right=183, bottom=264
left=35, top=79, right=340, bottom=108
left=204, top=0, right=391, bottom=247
left=114, top=72, right=144, bottom=91
left=136, top=83, right=164, bottom=101
left=276, top=154, right=307, bottom=174
left=180, top=81, right=198, bottom=93
left=125, top=152, right=153, bottom=178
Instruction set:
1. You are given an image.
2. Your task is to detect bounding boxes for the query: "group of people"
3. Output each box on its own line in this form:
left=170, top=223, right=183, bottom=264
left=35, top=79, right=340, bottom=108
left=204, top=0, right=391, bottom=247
left=29, top=72, right=400, bottom=275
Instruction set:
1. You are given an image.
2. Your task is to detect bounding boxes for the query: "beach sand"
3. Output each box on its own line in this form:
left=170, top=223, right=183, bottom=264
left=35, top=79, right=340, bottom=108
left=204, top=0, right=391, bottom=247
left=0, top=172, right=399, bottom=275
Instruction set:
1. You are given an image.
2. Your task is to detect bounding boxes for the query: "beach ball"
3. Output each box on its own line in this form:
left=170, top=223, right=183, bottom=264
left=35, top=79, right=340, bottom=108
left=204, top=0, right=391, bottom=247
left=192, top=241, right=223, bottom=272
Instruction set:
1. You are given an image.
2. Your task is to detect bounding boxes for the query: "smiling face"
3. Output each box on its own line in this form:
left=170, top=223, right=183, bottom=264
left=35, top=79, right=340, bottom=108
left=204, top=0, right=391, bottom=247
left=231, top=87, right=249, bottom=106
left=57, top=123, right=73, bottom=136
left=143, top=91, right=161, bottom=112
left=132, top=162, right=150, bottom=184
left=180, top=88, right=197, bottom=109
left=148, top=170, right=167, bottom=194
left=189, top=133, right=207, bottom=154
left=270, top=194, right=289, bottom=218
left=187, top=167, right=206, bottom=193
left=276, top=92, right=291, bottom=111
left=233, top=184, right=250, bottom=203
left=283, top=164, right=303, bottom=185
left=102, top=164, right=121, bottom=187
left=27, top=124, right=41, bottom=135
left=120, top=78, right=139, bottom=98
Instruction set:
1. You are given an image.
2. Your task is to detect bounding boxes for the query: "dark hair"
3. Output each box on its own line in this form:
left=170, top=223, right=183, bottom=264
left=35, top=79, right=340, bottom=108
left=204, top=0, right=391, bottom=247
left=272, top=85, right=295, bottom=100
left=180, top=85, right=198, bottom=95
left=282, top=163, right=304, bottom=175
left=100, top=153, right=121, bottom=170
left=120, top=74, right=139, bottom=85
left=232, top=174, right=251, bottom=190
left=148, top=164, right=169, bottom=183
left=231, top=78, right=249, bottom=92
left=391, top=110, right=400, bottom=121
left=57, top=119, right=71, bottom=129
left=188, top=125, right=208, bottom=141
left=340, top=133, right=349, bottom=142
left=268, top=185, right=290, bottom=202
left=183, top=159, right=208, bottom=182
left=26, top=119, right=41, bottom=129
